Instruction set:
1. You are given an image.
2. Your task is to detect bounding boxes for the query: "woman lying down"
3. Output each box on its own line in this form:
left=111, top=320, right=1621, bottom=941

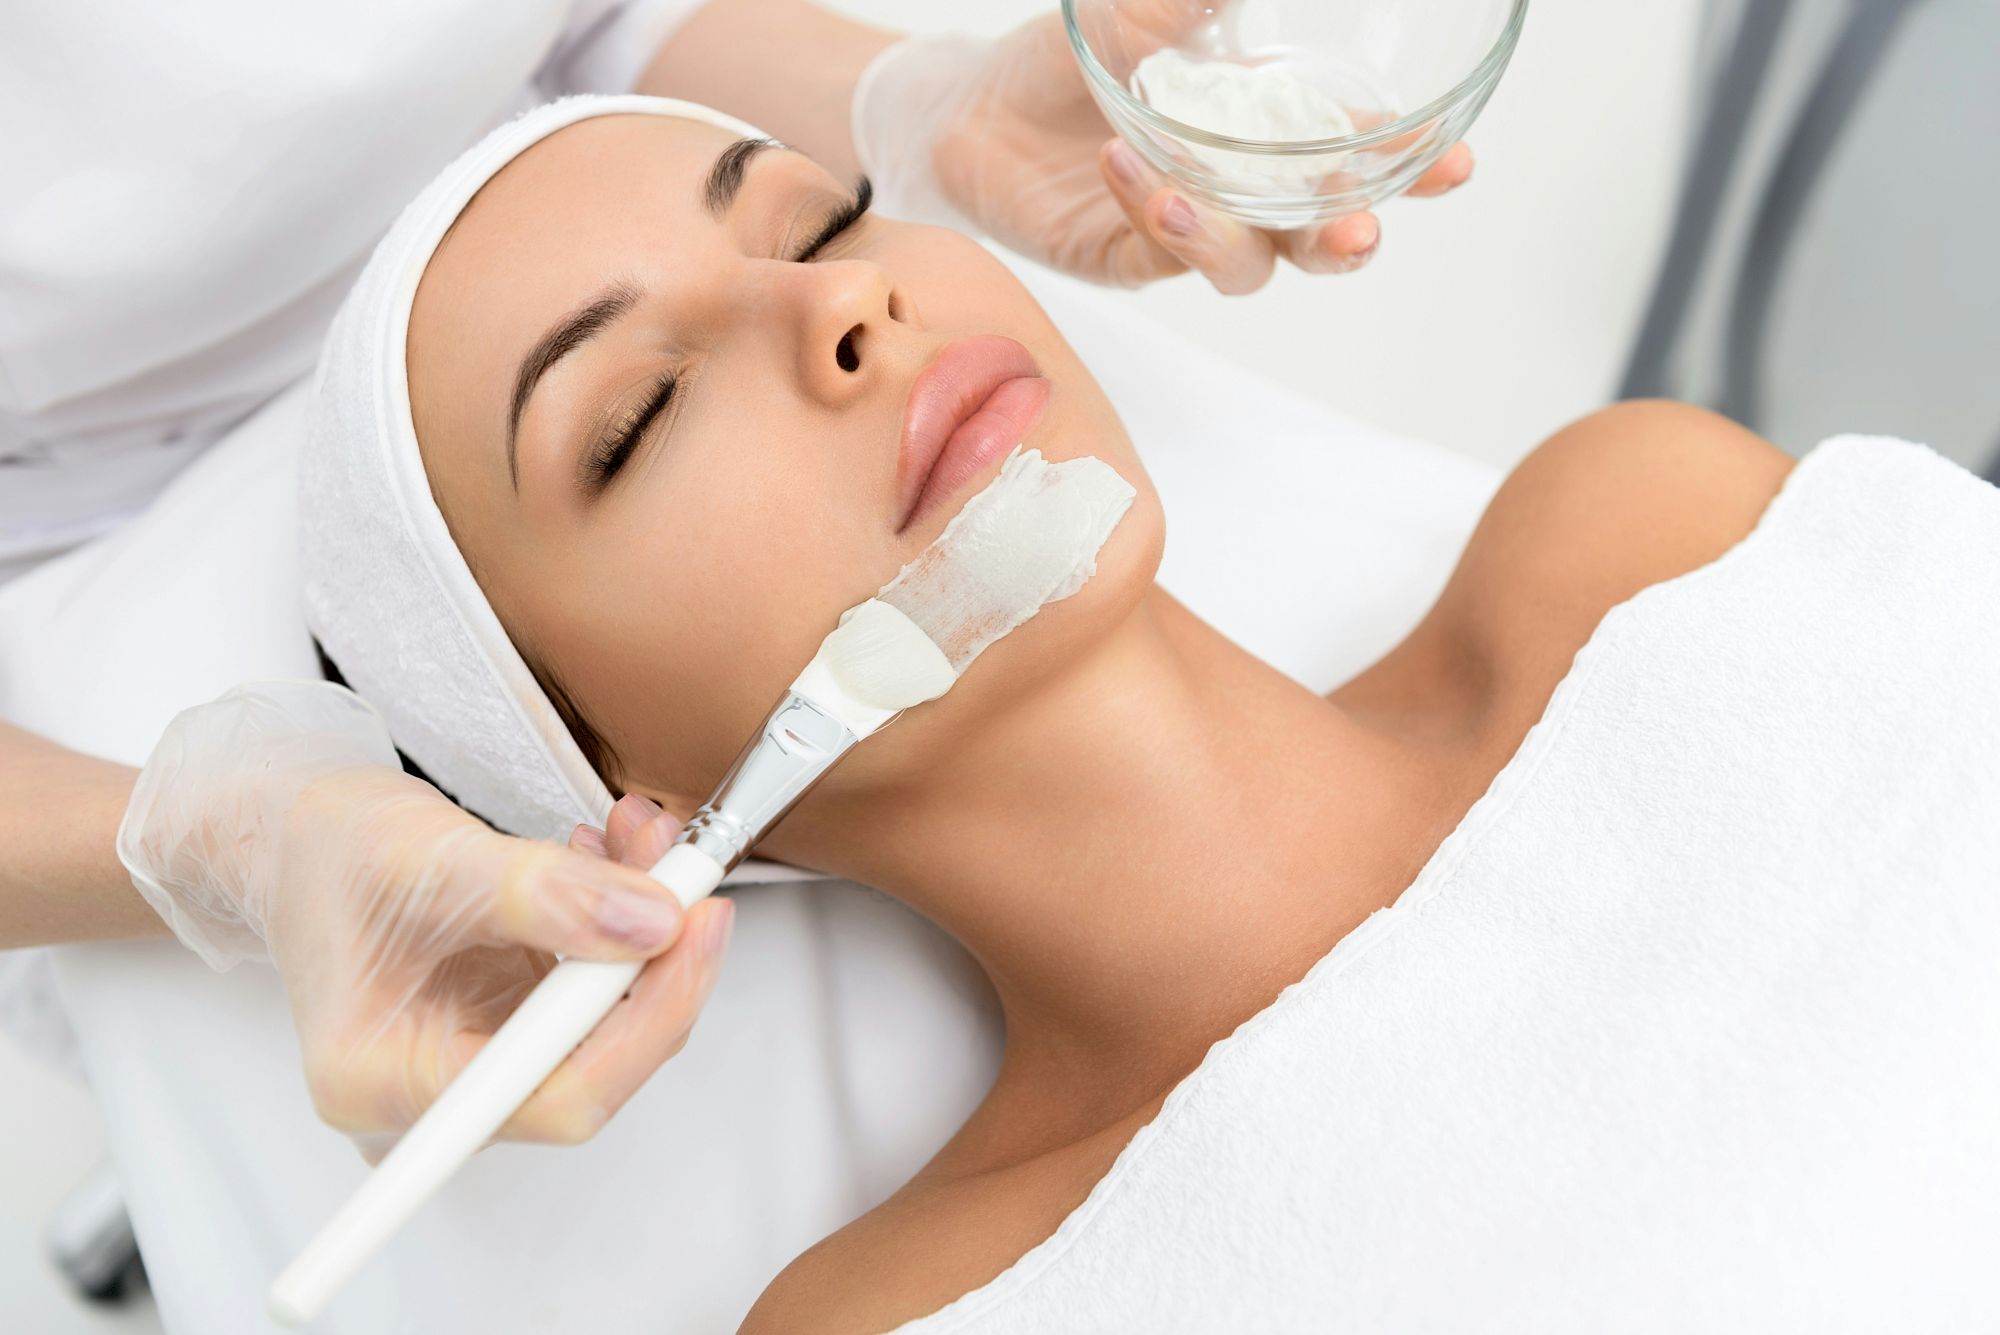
left=300, top=95, right=2000, bottom=1332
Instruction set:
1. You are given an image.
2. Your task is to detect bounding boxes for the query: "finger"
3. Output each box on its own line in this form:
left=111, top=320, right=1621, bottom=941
left=1101, top=140, right=1276, bottom=295
left=1146, top=190, right=1279, bottom=295
left=479, top=834, right=687, bottom=960
left=1405, top=142, right=1474, bottom=198
left=1092, top=140, right=1188, bottom=286
left=1276, top=211, right=1380, bottom=275
left=568, top=823, right=607, bottom=857
left=501, top=896, right=737, bottom=1144
left=618, top=811, right=683, bottom=871
left=603, top=791, right=664, bottom=859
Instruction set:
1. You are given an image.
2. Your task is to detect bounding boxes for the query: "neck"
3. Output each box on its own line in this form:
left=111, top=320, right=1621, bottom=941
left=780, top=588, right=1443, bottom=1166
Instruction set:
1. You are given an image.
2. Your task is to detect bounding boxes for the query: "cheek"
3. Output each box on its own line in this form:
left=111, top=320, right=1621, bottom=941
left=548, top=477, right=900, bottom=801
left=804, top=480, right=1167, bottom=810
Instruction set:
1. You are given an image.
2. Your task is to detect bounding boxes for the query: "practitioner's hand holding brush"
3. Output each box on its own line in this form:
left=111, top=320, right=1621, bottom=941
left=117, top=680, right=729, bottom=1159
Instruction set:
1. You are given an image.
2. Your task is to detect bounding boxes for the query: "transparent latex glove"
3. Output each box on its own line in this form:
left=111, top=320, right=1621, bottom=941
left=851, top=11, right=1473, bottom=295
left=117, top=680, right=734, bottom=1156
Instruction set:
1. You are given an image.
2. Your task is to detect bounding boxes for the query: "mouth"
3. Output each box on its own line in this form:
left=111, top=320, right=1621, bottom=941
left=896, top=335, right=1051, bottom=534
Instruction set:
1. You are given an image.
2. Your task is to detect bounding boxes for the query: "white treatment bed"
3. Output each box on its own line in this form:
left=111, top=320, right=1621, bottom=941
left=0, top=256, right=1499, bottom=1333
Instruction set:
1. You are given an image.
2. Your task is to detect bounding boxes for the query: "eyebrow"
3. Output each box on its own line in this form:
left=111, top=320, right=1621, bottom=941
left=705, top=136, right=778, bottom=217
left=506, top=281, right=642, bottom=488
left=502, top=136, right=783, bottom=489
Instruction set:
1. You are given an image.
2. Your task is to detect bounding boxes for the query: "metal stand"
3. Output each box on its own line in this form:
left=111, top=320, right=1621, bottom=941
left=44, top=1162, right=144, bottom=1304
left=1618, top=0, right=1998, bottom=479
left=1719, top=0, right=1922, bottom=428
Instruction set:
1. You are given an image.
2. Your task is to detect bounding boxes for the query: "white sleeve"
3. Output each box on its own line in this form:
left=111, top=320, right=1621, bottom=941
left=534, top=0, right=709, bottom=96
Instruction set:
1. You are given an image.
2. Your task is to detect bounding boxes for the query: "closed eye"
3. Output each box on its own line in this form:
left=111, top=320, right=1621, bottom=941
left=581, top=371, right=674, bottom=494
left=792, top=176, right=873, bottom=262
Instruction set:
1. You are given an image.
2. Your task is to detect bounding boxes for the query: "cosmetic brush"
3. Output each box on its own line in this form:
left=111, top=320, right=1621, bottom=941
left=267, top=447, right=1133, bottom=1324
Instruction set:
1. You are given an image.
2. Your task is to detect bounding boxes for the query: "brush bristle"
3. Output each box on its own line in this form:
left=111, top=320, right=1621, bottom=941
left=819, top=599, right=956, bottom=712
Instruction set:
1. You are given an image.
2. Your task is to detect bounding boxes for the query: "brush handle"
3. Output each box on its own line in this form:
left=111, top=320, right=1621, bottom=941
left=267, top=843, right=726, bottom=1326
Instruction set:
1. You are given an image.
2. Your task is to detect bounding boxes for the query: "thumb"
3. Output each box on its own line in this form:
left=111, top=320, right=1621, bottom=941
left=470, top=833, right=688, bottom=961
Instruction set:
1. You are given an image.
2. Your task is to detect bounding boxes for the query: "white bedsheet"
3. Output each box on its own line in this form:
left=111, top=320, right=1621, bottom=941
left=0, top=255, right=1500, bottom=1333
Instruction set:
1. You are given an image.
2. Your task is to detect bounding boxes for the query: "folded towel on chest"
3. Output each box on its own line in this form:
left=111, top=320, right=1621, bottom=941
left=892, top=434, right=2000, bottom=1334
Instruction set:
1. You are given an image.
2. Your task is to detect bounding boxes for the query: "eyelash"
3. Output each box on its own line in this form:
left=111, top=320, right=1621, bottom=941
left=583, top=371, right=675, bottom=492
left=582, top=175, right=875, bottom=493
left=793, top=175, right=873, bottom=262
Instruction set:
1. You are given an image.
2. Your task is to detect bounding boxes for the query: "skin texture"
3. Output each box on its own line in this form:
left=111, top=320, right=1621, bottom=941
left=408, top=118, right=1797, bottom=1333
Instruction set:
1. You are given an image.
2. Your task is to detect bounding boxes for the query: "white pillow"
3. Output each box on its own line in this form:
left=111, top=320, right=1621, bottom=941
left=0, top=258, right=1498, bottom=1333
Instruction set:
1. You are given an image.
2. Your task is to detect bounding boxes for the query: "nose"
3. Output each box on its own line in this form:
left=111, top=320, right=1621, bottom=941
left=785, top=260, right=916, bottom=408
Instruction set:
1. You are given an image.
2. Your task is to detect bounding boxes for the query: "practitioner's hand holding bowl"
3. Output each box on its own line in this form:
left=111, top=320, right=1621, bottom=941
left=855, top=10, right=1473, bottom=296
left=117, top=681, right=732, bottom=1157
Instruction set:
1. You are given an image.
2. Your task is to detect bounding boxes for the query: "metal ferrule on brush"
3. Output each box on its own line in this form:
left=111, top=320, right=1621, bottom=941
left=674, top=691, right=862, bottom=870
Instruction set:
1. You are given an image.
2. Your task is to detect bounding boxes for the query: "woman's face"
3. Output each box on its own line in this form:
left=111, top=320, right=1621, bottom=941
left=408, top=114, right=1163, bottom=827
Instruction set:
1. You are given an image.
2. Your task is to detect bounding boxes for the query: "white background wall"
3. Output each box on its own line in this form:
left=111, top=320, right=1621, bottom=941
left=0, top=2, right=1702, bottom=1330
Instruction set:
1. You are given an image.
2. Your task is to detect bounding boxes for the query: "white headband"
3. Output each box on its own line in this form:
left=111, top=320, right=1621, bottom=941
left=300, top=94, right=770, bottom=841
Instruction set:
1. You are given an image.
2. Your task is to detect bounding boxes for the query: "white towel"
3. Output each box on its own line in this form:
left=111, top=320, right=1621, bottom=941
left=891, top=434, right=2000, bottom=1334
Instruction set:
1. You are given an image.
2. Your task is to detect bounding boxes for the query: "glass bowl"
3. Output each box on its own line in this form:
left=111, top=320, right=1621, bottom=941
left=1063, top=0, right=1529, bottom=230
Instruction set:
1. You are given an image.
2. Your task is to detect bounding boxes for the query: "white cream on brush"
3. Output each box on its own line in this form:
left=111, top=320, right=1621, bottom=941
left=269, top=446, right=1135, bottom=1325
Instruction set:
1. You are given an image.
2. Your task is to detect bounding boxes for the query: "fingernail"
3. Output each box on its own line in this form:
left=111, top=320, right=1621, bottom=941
left=594, top=888, right=682, bottom=948
left=701, top=899, right=736, bottom=958
left=1106, top=140, right=1143, bottom=188
left=1160, top=196, right=1199, bottom=239
left=615, top=792, right=663, bottom=822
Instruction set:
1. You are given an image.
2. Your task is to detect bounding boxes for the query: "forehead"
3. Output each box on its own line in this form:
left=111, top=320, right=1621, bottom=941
left=406, top=116, right=747, bottom=498
left=418, top=113, right=742, bottom=327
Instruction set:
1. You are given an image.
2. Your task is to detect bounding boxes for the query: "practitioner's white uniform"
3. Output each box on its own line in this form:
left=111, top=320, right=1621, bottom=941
left=0, top=0, right=697, bottom=582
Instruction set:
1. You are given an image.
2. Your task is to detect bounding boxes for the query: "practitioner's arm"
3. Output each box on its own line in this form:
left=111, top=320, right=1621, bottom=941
left=636, top=0, right=895, bottom=181
left=0, top=722, right=162, bottom=948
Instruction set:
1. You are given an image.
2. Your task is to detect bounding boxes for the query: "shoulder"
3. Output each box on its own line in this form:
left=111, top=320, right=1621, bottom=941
left=1337, top=401, right=1796, bottom=727
left=737, top=1166, right=1084, bottom=1335
left=1449, top=400, right=1797, bottom=662
left=736, top=1213, right=920, bottom=1335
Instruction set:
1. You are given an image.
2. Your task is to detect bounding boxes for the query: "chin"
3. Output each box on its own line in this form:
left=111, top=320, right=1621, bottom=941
left=1083, top=479, right=1167, bottom=629
left=981, top=470, right=1164, bottom=689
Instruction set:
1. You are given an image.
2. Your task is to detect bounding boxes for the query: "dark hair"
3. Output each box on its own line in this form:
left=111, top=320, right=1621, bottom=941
left=312, top=635, right=620, bottom=806
left=520, top=646, right=621, bottom=791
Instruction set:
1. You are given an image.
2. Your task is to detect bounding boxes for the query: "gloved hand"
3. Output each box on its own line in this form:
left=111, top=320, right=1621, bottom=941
left=116, top=680, right=733, bottom=1155
left=851, top=11, right=1473, bottom=295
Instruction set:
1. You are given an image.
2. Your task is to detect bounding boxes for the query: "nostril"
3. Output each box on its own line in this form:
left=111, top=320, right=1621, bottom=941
left=835, top=327, right=860, bottom=373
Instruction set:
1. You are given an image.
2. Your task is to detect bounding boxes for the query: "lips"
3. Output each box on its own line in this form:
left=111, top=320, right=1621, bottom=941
left=897, top=335, right=1051, bottom=533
